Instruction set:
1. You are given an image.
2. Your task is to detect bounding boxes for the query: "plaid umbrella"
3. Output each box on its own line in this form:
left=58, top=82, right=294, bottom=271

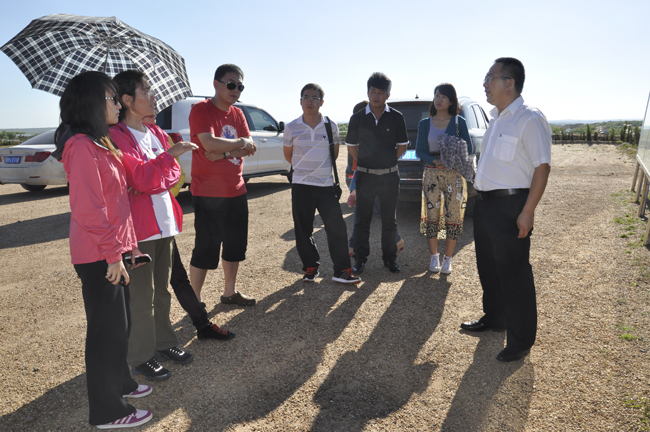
left=1, top=13, right=192, bottom=112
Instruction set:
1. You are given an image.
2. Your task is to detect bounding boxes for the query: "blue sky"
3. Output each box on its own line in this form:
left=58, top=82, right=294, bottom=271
left=0, top=0, right=648, bottom=129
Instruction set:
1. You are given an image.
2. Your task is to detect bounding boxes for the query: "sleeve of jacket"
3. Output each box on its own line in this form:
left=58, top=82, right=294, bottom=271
left=111, top=129, right=181, bottom=195
left=457, top=116, right=474, bottom=155
left=415, top=118, right=435, bottom=164
left=66, top=137, right=125, bottom=264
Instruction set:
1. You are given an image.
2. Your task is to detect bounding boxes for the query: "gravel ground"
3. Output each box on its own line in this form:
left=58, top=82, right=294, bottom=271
left=0, top=144, right=649, bottom=431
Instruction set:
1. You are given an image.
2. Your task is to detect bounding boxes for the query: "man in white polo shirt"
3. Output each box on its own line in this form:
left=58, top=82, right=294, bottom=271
left=460, top=57, right=552, bottom=363
left=283, top=83, right=361, bottom=284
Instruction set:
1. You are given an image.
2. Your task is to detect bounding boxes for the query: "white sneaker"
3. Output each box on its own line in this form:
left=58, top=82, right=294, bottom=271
left=441, top=256, right=452, bottom=274
left=429, top=253, right=441, bottom=272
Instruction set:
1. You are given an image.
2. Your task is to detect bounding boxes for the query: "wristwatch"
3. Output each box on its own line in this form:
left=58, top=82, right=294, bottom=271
left=224, top=151, right=231, bottom=158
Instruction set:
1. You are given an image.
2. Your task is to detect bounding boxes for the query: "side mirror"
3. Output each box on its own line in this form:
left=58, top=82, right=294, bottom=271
left=278, top=121, right=285, bottom=133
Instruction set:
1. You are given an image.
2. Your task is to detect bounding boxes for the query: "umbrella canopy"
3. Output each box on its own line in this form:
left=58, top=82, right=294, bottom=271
left=1, top=14, right=192, bottom=112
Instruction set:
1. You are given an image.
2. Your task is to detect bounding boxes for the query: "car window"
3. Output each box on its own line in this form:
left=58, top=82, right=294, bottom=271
left=387, top=103, right=430, bottom=130
left=472, top=105, right=488, bottom=129
left=155, top=106, right=172, bottom=130
left=461, top=105, right=478, bottom=129
left=21, top=130, right=56, bottom=144
left=246, top=107, right=279, bottom=132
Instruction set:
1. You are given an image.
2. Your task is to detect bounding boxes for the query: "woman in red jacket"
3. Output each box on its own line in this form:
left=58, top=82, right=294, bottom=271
left=110, top=70, right=197, bottom=381
left=55, top=71, right=153, bottom=429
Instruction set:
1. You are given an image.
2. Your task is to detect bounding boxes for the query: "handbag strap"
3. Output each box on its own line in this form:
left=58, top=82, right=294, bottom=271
left=456, top=115, right=460, bottom=137
left=324, top=116, right=340, bottom=188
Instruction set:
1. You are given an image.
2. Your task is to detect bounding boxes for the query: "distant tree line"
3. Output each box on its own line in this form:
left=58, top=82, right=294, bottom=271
left=552, top=121, right=641, bottom=145
left=0, top=130, right=36, bottom=146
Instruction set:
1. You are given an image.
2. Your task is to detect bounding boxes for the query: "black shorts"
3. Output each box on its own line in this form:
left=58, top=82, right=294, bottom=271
left=190, top=194, right=248, bottom=269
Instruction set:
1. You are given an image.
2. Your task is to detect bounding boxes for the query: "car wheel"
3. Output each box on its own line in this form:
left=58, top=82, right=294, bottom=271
left=21, top=184, right=46, bottom=192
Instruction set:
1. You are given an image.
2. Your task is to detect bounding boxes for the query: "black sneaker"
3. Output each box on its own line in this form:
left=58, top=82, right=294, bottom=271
left=303, top=266, right=319, bottom=281
left=332, top=268, right=361, bottom=284
left=154, top=346, right=194, bottom=365
left=197, top=323, right=236, bottom=341
left=131, top=358, right=172, bottom=381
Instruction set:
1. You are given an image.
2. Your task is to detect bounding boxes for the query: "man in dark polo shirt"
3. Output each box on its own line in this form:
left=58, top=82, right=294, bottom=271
left=346, top=72, right=408, bottom=273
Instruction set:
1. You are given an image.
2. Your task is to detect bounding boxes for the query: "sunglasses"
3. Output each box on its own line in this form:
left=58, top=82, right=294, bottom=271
left=218, top=80, right=245, bottom=92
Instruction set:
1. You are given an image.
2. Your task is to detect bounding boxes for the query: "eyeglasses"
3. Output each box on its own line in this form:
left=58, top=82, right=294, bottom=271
left=105, top=96, right=118, bottom=105
left=218, top=80, right=245, bottom=92
left=141, top=88, right=155, bottom=98
left=484, top=75, right=512, bottom=85
left=301, top=96, right=321, bottom=102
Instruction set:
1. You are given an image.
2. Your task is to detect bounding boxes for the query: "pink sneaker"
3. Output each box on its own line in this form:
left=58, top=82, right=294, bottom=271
left=97, top=409, right=152, bottom=429
left=123, top=384, right=152, bottom=398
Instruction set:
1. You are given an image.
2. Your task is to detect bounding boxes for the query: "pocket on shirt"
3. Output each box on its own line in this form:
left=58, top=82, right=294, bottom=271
left=493, top=134, right=518, bottom=161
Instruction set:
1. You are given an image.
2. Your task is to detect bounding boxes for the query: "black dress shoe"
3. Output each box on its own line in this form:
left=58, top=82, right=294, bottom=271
left=496, top=347, right=530, bottom=362
left=384, top=261, right=401, bottom=272
left=460, top=319, right=500, bottom=332
left=353, top=259, right=366, bottom=274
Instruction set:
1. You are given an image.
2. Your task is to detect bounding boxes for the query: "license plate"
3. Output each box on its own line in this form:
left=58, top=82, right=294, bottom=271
left=399, top=150, right=419, bottom=161
left=5, top=156, right=20, bottom=164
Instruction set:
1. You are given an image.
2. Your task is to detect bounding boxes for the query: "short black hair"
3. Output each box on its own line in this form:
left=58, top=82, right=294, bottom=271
left=301, top=83, right=324, bottom=100
left=367, top=72, right=391, bottom=94
left=495, top=57, right=525, bottom=94
left=214, top=64, right=244, bottom=82
left=113, top=70, right=147, bottom=122
left=429, top=83, right=459, bottom=117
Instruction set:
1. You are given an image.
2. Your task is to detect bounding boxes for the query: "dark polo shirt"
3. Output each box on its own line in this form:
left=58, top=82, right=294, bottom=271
left=345, top=105, right=408, bottom=169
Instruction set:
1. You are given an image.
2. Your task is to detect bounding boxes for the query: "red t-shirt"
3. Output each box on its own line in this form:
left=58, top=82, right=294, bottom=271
left=189, top=100, right=251, bottom=197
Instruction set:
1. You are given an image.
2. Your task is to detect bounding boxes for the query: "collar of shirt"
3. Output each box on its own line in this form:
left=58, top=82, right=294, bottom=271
left=298, top=113, right=325, bottom=129
left=490, top=96, right=525, bottom=120
left=365, top=104, right=390, bottom=125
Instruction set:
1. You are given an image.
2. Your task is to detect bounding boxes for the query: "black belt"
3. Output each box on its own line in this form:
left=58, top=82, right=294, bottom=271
left=357, top=166, right=398, bottom=175
left=476, top=188, right=529, bottom=200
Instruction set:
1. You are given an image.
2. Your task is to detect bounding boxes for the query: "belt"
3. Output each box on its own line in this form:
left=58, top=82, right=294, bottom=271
left=476, top=188, right=529, bottom=200
left=357, top=166, right=398, bottom=175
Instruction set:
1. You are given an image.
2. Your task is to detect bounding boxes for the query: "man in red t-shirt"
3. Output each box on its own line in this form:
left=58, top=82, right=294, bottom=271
left=188, top=64, right=258, bottom=306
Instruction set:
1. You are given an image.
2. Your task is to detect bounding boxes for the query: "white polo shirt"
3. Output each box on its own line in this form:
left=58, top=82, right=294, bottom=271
left=283, top=115, right=339, bottom=187
left=474, top=96, right=552, bottom=191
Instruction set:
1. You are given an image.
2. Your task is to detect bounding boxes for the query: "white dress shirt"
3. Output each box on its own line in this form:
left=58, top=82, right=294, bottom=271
left=474, top=96, right=552, bottom=191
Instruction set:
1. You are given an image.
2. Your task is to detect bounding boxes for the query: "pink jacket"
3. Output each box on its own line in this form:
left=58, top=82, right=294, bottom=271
left=62, top=134, right=138, bottom=265
left=109, top=122, right=182, bottom=241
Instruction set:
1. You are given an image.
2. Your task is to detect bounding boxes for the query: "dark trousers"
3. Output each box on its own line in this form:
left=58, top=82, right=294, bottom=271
left=354, top=171, right=400, bottom=263
left=170, top=239, right=210, bottom=330
left=74, top=260, right=137, bottom=426
left=292, top=183, right=351, bottom=274
left=473, top=192, right=537, bottom=351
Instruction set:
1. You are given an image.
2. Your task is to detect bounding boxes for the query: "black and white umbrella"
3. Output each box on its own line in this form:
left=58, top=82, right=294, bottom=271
left=1, top=13, right=192, bottom=112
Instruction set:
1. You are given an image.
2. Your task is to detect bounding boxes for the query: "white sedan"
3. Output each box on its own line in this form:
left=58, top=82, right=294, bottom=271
left=0, top=130, right=66, bottom=191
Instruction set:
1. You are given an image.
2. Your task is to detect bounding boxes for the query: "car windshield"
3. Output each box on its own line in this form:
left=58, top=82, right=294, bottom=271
left=388, top=103, right=430, bottom=130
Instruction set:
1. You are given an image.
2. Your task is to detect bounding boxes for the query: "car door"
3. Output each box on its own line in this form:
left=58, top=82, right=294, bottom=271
left=241, top=106, right=287, bottom=174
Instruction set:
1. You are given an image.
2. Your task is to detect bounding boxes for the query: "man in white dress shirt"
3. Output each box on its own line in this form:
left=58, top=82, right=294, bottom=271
left=460, top=57, right=552, bottom=362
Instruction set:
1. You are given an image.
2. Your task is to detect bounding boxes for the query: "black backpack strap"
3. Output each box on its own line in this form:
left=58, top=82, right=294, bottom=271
left=324, top=116, right=340, bottom=188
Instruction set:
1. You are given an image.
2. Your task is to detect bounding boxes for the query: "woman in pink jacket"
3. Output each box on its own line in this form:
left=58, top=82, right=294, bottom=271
left=55, top=71, right=153, bottom=429
left=110, top=70, right=197, bottom=382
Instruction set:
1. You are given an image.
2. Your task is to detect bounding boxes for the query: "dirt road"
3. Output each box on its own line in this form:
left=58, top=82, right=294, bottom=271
left=0, top=144, right=648, bottom=431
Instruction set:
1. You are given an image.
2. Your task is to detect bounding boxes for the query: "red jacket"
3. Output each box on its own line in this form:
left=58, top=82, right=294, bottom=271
left=109, top=123, right=182, bottom=241
left=62, top=134, right=138, bottom=265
